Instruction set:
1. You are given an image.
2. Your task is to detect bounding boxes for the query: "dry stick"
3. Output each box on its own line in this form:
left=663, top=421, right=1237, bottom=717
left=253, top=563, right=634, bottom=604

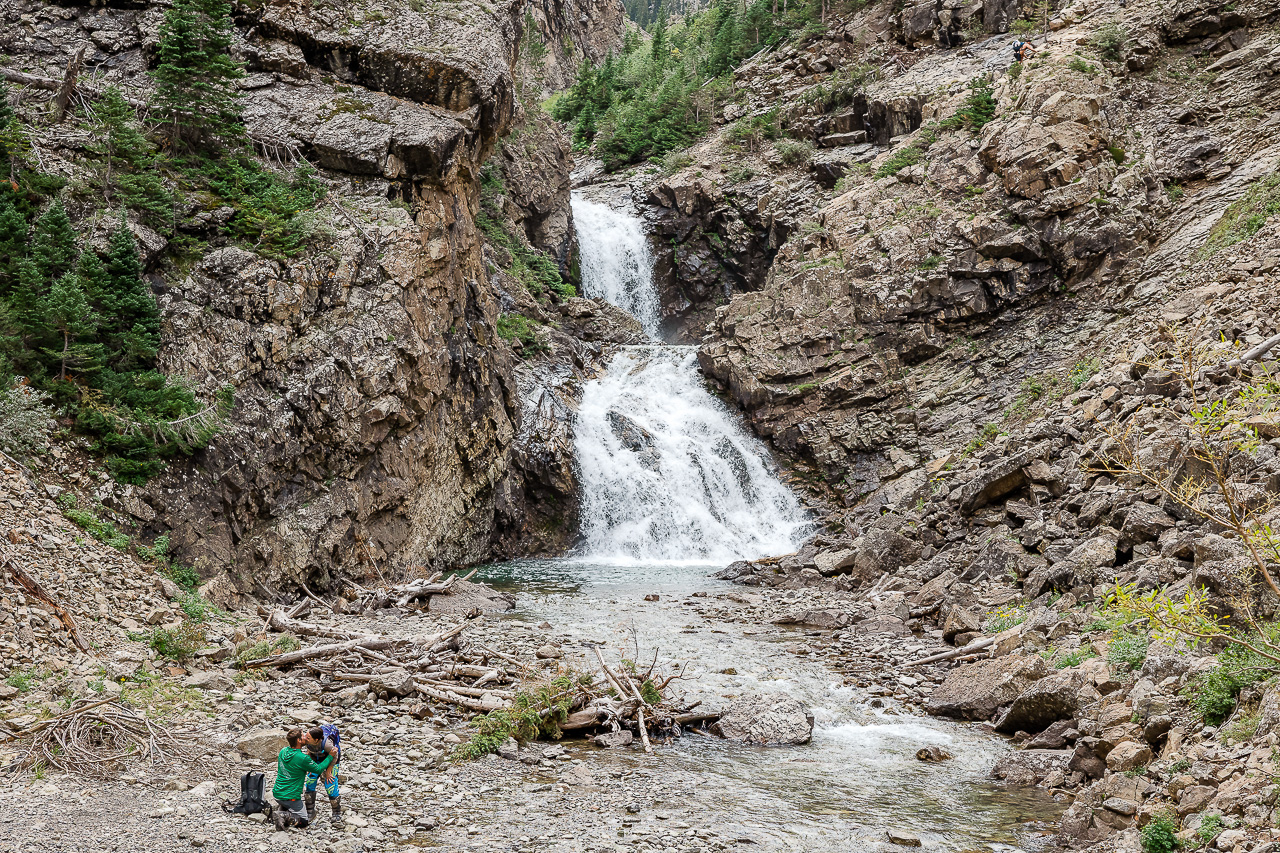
left=0, top=543, right=89, bottom=653
left=246, top=635, right=400, bottom=669
left=414, top=681, right=505, bottom=711
left=591, top=646, right=631, bottom=699
left=902, top=635, right=998, bottom=667
left=1224, top=332, right=1280, bottom=368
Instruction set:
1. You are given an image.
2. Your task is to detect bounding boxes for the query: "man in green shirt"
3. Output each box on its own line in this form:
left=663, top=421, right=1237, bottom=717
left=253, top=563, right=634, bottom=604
left=272, top=728, right=335, bottom=831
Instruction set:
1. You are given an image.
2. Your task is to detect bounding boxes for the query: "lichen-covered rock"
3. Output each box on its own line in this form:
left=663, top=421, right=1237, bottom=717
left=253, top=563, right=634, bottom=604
left=716, top=695, right=815, bottom=745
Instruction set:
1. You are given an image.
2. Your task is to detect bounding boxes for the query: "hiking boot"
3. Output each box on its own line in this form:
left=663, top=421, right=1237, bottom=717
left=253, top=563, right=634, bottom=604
left=330, top=796, right=344, bottom=829
left=272, top=809, right=287, bottom=832
left=304, top=791, right=316, bottom=821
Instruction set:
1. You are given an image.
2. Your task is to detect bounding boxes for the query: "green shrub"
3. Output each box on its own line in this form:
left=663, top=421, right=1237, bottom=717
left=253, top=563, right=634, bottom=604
left=1183, top=640, right=1273, bottom=725
left=1140, top=811, right=1178, bottom=853
left=800, top=64, right=875, bottom=113
left=1108, top=146, right=1126, bottom=165
left=496, top=314, right=545, bottom=357
left=918, top=254, right=943, bottom=270
left=1054, top=648, right=1096, bottom=669
left=4, top=668, right=43, bottom=692
left=1221, top=711, right=1259, bottom=744
left=940, top=79, right=998, bottom=133
left=57, top=493, right=131, bottom=550
left=1196, top=813, right=1224, bottom=845
left=1199, top=173, right=1280, bottom=258
left=149, top=621, right=206, bottom=661
left=725, top=108, right=782, bottom=153
left=1089, top=22, right=1128, bottom=63
left=1069, top=357, right=1102, bottom=390
left=1165, top=183, right=1185, bottom=202
left=1068, top=57, right=1098, bottom=76
left=1010, top=19, right=1038, bottom=36
left=458, top=671, right=597, bottom=759
left=1107, top=631, right=1149, bottom=672
left=774, top=139, right=814, bottom=168
left=178, top=590, right=218, bottom=623
left=875, top=143, right=924, bottom=178
left=985, top=603, right=1026, bottom=633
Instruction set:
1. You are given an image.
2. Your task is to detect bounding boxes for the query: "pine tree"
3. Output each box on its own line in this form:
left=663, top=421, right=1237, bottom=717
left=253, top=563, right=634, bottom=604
left=151, top=0, right=246, bottom=152
left=41, top=272, right=100, bottom=380
left=93, top=88, right=174, bottom=224
left=0, top=199, right=26, bottom=290
left=0, top=81, right=24, bottom=179
left=651, top=8, right=668, bottom=66
left=102, top=227, right=159, bottom=369
left=31, top=201, right=78, bottom=282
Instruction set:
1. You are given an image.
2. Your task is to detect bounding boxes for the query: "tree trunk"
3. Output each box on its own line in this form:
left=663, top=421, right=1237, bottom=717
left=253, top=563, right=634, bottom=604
left=53, top=45, right=86, bottom=123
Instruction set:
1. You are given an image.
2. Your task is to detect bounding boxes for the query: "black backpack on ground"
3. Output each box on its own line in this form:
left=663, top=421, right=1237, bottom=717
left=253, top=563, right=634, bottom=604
left=221, top=771, right=272, bottom=816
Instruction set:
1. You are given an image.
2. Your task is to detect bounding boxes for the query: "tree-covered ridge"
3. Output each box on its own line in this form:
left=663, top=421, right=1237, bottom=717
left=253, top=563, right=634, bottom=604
left=0, top=0, right=324, bottom=478
left=554, top=0, right=844, bottom=171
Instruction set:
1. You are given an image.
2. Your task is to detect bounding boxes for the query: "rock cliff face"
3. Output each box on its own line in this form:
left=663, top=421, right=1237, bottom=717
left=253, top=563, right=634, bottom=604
left=1, top=0, right=626, bottom=592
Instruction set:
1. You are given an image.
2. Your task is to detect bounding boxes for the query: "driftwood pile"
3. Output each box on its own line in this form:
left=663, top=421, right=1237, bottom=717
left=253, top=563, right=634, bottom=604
left=1, top=696, right=195, bottom=779
left=250, top=607, right=719, bottom=754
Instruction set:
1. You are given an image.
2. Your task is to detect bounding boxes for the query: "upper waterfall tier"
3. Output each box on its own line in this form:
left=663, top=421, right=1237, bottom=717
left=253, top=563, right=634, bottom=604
left=571, top=194, right=662, bottom=339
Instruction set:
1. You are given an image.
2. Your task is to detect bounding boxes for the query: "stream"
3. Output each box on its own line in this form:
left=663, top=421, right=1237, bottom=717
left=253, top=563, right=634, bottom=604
left=475, top=192, right=1062, bottom=851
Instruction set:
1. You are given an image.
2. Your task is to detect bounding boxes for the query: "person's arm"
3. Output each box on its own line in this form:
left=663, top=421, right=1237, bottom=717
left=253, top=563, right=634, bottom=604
left=320, top=740, right=339, bottom=780
left=304, top=752, right=334, bottom=775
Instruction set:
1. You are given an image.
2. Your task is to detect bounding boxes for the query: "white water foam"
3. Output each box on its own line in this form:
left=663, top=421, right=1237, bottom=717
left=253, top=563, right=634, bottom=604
left=570, top=194, right=662, bottom=338
left=573, top=346, right=809, bottom=563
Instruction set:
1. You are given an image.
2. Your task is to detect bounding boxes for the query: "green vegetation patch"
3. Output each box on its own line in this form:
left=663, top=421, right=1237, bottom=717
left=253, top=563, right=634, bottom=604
left=1199, top=172, right=1280, bottom=258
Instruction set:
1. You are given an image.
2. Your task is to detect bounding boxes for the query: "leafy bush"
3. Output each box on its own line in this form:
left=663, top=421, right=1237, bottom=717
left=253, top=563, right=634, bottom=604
left=800, top=64, right=875, bottom=113
left=178, top=590, right=218, bottom=623
left=1183, top=642, right=1272, bottom=725
left=0, top=380, right=53, bottom=462
left=774, top=139, right=813, bottom=168
left=725, top=108, right=782, bottom=153
left=1054, top=647, right=1096, bottom=669
left=1107, top=631, right=1149, bottom=672
left=1089, top=22, right=1128, bottom=63
left=1068, top=57, right=1098, bottom=76
left=458, top=671, right=596, bottom=759
left=1221, top=712, right=1259, bottom=744
left=1199, top=173, right=1280, bottom=258
left=4, top=668, right=43, bottom=692
left=1140, top=811, right=1178, bottom=853
left=149, top=621, right=206, bottom=661
left=1196, top=813, right=1224, bottom=845
left=875, top=143, right=924, bottom=178
left=1069, top=357, right=1102, bottom=390
left=985, top=604, right=1026, bottom=633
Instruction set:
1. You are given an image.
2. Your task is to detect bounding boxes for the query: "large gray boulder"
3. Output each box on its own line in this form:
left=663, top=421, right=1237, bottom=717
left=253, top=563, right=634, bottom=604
left=716, top=695, right=814, bottom=745
left=994, top=670, right=1083, bottom=733
left=428, top=581, right=516, bottom=615
left=925, top=654, right=1049, bottom=721
left=991, top=748, right=1073, bottom=786
left=236, top=729, right=287, bottom=762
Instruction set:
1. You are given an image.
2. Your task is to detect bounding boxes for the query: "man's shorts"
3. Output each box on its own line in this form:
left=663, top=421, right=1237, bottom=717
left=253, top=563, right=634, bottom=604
left=276, top=798, right=309, bottom=822
left=304, top=760, right=340, bottom=798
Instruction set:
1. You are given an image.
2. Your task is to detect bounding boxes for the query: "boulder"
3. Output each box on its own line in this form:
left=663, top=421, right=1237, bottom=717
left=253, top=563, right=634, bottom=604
left=849, top=527, right=922, bottom=583
left=957, top=449, right=1041, bottom=513
left=428, top=581, right=516, bottom=615
left=774, top=609, right=853, bottom=629
left=370, top=669, right=416, bottom=697
left=990, top=748, right=1072, bottom=786
left=593, top=730, right=634, bottom=748
left=1025, top=718, right=1079, bottom=749
left=184, top=671, right=234, bottom=692
left=1067, top=742, right=1107, bottom=780
left=236, top=729, right=287, bottom=762
left=942, top=606, right=982, bottom=642
left=994, top=670, right=1082, bottom=733
left=716, top=695, right=814, bottom=745
left=1105, top=741, right=1153, bottom=772
left=1117, top=503, right=1176, bottom=549
left=814, top=548, right=857, bottom=577
left=925, top=654, right=1049, bottom=720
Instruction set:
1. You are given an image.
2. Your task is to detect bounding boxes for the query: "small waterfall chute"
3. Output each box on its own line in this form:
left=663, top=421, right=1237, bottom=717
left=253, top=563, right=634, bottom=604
left=571, top=194, right=662, bottom=339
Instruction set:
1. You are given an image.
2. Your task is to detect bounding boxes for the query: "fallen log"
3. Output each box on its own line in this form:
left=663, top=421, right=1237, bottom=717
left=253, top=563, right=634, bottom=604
left=267, top=609, right=364, bottom=641
left=245, top=623, right=465, bottom=669
left=1224, top=331, right=1280, bottom=367
left=902, top=635, right=997, bottom=667
left=415, top=681, right=507, bottom=712
left=52, top=45, right=86, bottom=123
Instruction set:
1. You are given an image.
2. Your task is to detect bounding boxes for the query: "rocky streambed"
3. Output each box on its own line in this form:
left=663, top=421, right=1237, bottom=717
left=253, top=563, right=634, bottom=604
left=0, top=553, right=1066, bottom=853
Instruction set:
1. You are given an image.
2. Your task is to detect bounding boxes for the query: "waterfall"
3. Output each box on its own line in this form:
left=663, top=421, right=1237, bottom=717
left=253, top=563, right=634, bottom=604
left=569, top=194, right=809, bottom=564
left=570, top=195, right=662, bottom=339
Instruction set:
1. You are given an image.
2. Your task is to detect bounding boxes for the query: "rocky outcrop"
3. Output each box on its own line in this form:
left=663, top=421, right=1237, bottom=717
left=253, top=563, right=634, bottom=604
left=0, top=0, right=631, bottom=591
